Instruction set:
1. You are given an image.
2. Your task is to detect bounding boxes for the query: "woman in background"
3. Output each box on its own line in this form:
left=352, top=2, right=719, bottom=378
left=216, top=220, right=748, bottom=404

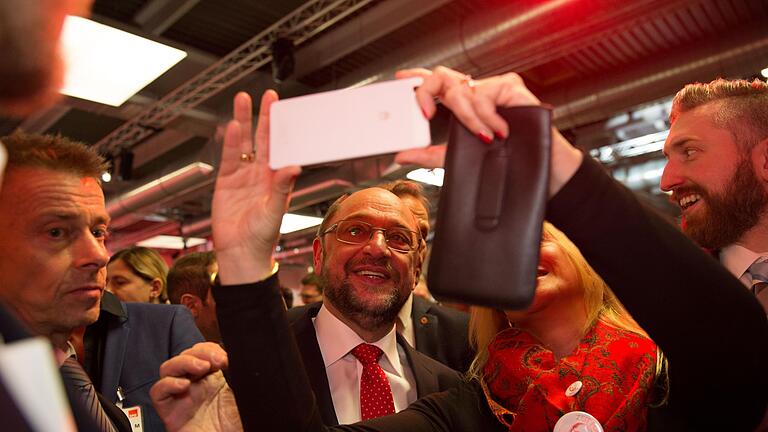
left=107, top=246, right=169, bottom=304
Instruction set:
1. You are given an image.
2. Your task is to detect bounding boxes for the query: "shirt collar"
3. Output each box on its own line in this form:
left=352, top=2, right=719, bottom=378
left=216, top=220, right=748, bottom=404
left=396, top=294, right=413, bottom=334
left=314, top=304, right=404, bottom=374
left=720, top=243, right=768, bottom=282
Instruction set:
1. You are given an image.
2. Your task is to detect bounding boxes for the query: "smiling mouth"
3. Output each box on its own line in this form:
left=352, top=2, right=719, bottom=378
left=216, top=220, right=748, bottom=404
left=536, top=267, right=549, bottom=277
left=678, top=193, right=702, bottom=210
left=355, top=270, right=388, bottom=280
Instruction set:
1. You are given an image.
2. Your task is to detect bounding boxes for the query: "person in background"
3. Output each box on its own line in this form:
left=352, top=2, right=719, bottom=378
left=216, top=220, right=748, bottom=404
left=299, top=272, right=324, bottom=304
left=107, top=247, right=169, bottom=304
left=167, top=251, right=222, bottom=344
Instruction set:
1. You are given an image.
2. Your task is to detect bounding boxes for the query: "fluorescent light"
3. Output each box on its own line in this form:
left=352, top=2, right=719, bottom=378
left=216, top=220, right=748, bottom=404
left=59, top=16, right=187, bottom=106
left=762, top=67, right=768, bottom=79
left=280, top=214, right=323, bottom=234
left=591, top=129, right=669, bottom=163
left=406, top=168, right=444, bottom=187
left=137, top=235, right=207, bottom=250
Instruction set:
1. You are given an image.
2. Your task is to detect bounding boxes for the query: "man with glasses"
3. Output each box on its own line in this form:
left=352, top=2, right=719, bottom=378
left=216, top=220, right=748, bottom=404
left=281, top=187, right=462, bottom=425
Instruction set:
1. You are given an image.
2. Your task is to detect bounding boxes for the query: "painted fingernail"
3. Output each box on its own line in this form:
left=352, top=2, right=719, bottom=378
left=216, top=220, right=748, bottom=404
left=495, top=131, right=506, bottom=140
left=421, top=107, right=430, bottom=119
left=477, top=132, right=493, bottom=144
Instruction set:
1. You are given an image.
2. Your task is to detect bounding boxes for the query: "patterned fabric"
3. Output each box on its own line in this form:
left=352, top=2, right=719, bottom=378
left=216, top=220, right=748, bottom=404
left=482, top=320, right=657, bottom=432
left=743, top=257, right=768, bottom=313
left=60, top=357, right=117, bottom=432
left=351, top=343, right=396, bottom=420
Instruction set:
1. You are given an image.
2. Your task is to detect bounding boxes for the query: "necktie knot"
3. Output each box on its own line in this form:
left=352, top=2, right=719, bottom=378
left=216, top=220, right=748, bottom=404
left=746, top=258, right=768, bottom=283
left=744, top=257, right=768, bottom=315
left=351, top=343, right=383, bottom=365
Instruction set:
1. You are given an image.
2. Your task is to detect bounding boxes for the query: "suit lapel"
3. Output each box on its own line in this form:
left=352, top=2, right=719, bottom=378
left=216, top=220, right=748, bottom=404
left=290, top=304, right=339, bottom=426
left=100, top=301, right=130, bottom=401
left=411, top=296, right=439, bottom=356
left=398, top=333, right=439, bottom=398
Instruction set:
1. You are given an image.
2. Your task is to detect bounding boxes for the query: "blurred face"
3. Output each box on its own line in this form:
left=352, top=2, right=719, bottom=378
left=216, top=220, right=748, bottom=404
left=106, top=258, right=158, bottom=303
left=505, top=235, right=581, bottom=324
left=313, top=189, right=421, bottom=330
left=300, top=284, right=323, bottom=304
left=0, top=168, right=109, bottom=341
left=660, top=103, right=768, bottom=249
left=197, top=262, right=220, bottom=343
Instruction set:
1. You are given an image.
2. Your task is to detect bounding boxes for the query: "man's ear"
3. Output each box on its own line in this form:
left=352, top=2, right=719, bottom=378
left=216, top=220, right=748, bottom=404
left=179, top=294, right=202, bottom=318
left=754, top=137, right=768, bottom=183
left=313, top=237, right=324, bottom=275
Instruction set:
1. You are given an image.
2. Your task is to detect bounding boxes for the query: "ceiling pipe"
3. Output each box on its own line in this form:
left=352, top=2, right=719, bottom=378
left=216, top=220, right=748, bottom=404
left=321, top=0, right=680, bottom=90
left=106, top=162, right=214, bottom=229
left=549, top=29, right=768, bottom=129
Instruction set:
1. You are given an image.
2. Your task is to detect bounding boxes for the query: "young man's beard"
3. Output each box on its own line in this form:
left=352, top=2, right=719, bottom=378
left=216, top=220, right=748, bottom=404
left=319, top=257, right=411, bottom=332
left=684, top=158, right=768, bottom=250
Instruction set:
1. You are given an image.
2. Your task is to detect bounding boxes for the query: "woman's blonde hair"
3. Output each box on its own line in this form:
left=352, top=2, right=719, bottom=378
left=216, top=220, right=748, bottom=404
left=466, top=222, right=645, bottom=381
left=109, top=246, right=169, bottom=303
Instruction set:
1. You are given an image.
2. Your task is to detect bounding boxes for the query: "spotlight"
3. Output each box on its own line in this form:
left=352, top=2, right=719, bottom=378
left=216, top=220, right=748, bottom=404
left=271, top=37, right=294, bottom=83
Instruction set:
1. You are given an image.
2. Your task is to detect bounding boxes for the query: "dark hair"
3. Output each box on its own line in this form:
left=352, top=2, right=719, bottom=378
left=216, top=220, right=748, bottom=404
left=671, top=78, right=768, bottom=150
left=1, top=132, right=108, bottom=178
left=167, top=251, right=217, bottom=305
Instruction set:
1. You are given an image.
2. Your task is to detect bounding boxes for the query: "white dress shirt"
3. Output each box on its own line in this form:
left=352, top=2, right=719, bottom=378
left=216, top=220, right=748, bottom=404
left=396, top=294, right=415, bottom=348
left=313, top=304, right=417, bottom=424
left=720, top=244, right=768, bottom=286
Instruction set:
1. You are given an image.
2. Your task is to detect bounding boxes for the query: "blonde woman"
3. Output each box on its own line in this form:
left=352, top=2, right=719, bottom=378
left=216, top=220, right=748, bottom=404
left=107, top=246, right=169, bottom=303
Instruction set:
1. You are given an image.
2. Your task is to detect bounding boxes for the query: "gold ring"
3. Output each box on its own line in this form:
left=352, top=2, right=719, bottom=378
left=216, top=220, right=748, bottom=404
left=239, top=152, right=255, bottom=162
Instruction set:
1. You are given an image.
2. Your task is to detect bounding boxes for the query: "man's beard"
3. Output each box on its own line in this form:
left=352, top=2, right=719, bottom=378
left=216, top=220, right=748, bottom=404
left=320, top=256, right=411, bottom=332
left=680, top=158, right=768, bottom=249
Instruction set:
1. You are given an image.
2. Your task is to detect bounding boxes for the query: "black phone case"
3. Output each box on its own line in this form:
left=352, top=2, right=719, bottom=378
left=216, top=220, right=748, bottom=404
left=427, top=106, right=551, bottom=309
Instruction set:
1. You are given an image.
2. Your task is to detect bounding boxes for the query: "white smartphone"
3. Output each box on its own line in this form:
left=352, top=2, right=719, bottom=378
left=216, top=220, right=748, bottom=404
left=269, top=77, right=431, bottom=169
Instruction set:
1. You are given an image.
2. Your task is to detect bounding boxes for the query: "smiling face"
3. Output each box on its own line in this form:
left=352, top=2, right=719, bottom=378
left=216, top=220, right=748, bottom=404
left=313, top=188, right=421, bottom=334
left=0, top=167, right=109, bottom=344
left=504, top=230, right=582, bottom=325
left=660, top=102, right=768, bottom=249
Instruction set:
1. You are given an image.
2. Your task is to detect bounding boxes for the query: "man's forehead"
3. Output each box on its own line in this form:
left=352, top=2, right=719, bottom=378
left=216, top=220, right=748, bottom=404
left=334, top=188, right=416, bottom=227
left=1, top=167, right=107, bottom=217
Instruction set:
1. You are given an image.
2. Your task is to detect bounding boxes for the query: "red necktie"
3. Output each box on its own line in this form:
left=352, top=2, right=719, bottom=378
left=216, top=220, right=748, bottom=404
left=351, top=343, right=396, bottom=420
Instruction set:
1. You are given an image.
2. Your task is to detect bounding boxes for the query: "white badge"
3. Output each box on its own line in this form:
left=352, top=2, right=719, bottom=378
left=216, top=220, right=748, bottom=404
left=120, top=405, right=144, bottom=432
left=553, top=411, right=604, bottom=432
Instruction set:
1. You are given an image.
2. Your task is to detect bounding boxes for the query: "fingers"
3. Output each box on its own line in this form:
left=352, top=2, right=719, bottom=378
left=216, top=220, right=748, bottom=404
left=159, top=342, right=228, bottom=380
left=255, top=90, right=278, bottom=165
left=394, top=145, right=447, bottom=169
left=267, top=165, right=301, bottom=220
left=234, top=92, right=253, bottom=156
left=398, top=68, right=438, bottom=119
left=219, top=120, right=242, bottom=178
left=150, top=376, right=191, bottom=404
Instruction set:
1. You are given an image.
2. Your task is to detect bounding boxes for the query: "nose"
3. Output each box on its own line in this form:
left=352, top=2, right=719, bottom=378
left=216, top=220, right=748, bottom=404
left=74, top=230, right=110, bottom=271
left=659, top=161, right=681, bottom=193
left=363, top=230, right=390, bottom=256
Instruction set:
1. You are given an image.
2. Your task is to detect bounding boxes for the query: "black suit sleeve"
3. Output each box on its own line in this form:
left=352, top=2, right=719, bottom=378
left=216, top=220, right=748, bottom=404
left=546, top=157, right=768, bottom=431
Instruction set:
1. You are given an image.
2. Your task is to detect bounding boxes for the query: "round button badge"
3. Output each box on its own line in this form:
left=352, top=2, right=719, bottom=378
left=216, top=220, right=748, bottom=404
left=553, top=411, right=603, bottom=432
left=565, top=380, right=583, bottom=397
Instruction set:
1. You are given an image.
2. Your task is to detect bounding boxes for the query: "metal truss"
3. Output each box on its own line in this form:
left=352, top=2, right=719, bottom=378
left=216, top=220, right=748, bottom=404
left=94, top=0, right=376, bottom=155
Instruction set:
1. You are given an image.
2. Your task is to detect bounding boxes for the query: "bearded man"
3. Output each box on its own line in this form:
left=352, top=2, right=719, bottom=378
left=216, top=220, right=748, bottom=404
left=660, top=78, right=768, bottom=312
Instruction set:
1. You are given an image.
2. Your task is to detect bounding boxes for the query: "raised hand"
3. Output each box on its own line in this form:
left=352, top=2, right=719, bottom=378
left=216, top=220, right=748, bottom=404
left=395, top=66, right=582, bottom=195
left=212, top=91, right=301, bottom=284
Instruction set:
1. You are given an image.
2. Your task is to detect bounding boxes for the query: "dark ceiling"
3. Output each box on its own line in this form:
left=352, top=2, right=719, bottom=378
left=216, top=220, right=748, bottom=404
left=2, top=0, right=767, bottom=257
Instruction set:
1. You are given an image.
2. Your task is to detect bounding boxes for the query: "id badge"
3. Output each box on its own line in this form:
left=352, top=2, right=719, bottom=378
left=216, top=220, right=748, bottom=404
left=120, top=405, right=144, bottom=432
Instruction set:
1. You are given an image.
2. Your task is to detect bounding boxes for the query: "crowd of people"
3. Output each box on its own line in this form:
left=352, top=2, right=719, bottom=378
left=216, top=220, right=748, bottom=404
left=0, top=1, right=766, bottom=432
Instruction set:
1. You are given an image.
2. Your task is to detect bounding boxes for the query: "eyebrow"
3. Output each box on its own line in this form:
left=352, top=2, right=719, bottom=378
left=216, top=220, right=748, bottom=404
left=36, top=211, right=110, bottom=226
left=663, top=137, right=694, bottom=157
left=340, top=213, right=414, bottom=231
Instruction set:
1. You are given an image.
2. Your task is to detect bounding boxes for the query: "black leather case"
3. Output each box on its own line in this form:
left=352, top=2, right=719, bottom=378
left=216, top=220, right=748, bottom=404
left=427, top=106, right=551, bottom=309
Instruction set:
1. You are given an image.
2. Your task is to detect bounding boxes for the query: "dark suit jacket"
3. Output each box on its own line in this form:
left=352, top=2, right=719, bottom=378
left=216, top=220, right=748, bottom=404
left=84, top=292, right=203, bottom=432
left=409, top=296, right=473, bottom=372
left=286, top=302, right=462, bottom=425
left=0, top=301, right=129, bottom=432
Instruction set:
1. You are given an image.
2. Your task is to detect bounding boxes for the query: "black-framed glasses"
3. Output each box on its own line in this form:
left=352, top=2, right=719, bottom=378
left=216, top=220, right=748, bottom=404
left=320, top=219, right=420, bottom=253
